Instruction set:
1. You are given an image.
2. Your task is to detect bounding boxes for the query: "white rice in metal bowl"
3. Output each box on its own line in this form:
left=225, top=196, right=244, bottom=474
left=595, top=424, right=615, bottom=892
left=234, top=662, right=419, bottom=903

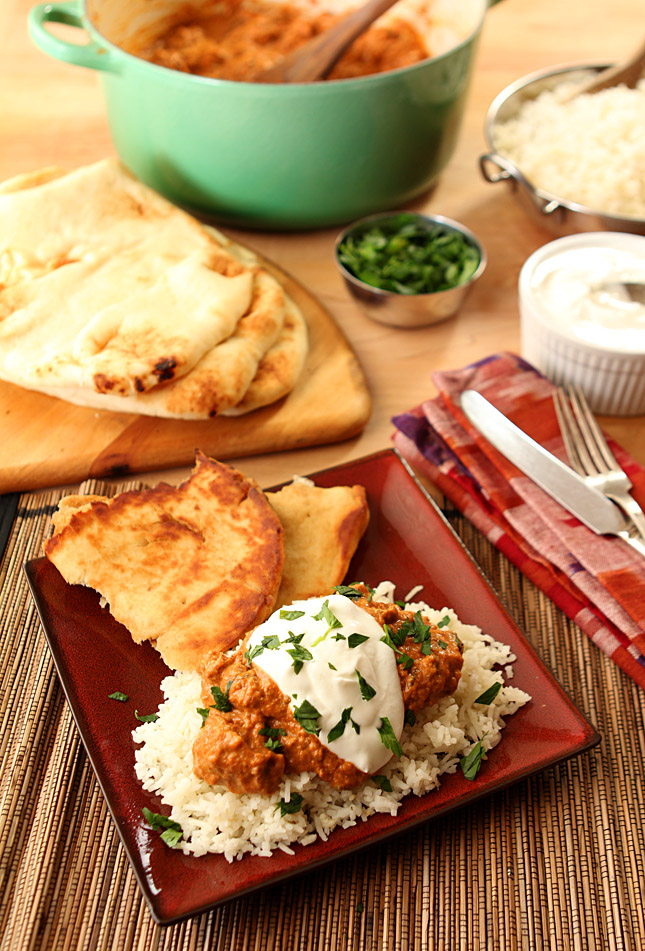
left=492, top=78, right=645, bottom=219
left=133, top=582, right=530, bottom=862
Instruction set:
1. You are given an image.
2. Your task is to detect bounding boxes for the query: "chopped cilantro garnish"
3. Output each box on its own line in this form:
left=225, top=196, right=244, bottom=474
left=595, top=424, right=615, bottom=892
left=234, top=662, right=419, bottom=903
left=142, top=807, right=183, bottom=847
left=396, top=653, right=414, bottom=671
left=210, top=680, right=233, bottom=712
left=412, top=613, right=430, bottom=643
left=259, top=725, right=286, bottom=751
left=351, top=717, right=361, bottom=734
left=455, top=634, right=464, bottom=653
left=347, top=633, right=369, bottom=648
left=276, top=792, right=304, bottom=816
left=437, top=615, right=451, bottom=629
left=285, top=630, right=305, bottom=645
left=337, top=213, right=480, bottom=295
left=394, top=600, right=406, bottom=609
left=381, top=628, right=399, bottom=652
left=134, top=710, right=158, bottom=723
left=108, top=691, right=128, bottom=702
left=437, top=640, right=448, bottom=650
left=377, top=717, right=403, bottom=757
left=460, top=738, right=486, bottom=780
left=328, top=662, right=337, bottom=671
left=259, top=726, right=286, bottom=739
left=286, top=643, right=313, bottom=674
left=313, top=599, right=341, bottom=628
left=293, top=699, right=321, bottom=735
left=420, top=640, right=434, bottom=656
left=332, top=585, right=362, bottom=600
left=474, top=682, right=502, bottom=705
left=355, top=669, right=376, bottom=701
left=245, top=642, right=265, bottom=664
left=280, top=609, right=305, bottom=621
left=404, top=710, right=416, bottom=727
left=327, top=707, right=353, bottom=743
left=244, top=634, right=281, bottom=663
left=196, top=707, right=210, bottom=728
left=331, top=632, right=346, bottom=642
left=311, top=599, right=343, bottom=646
left=385, top=622, right=408, bottom=647
left=372, top=774, right=393, bottom=792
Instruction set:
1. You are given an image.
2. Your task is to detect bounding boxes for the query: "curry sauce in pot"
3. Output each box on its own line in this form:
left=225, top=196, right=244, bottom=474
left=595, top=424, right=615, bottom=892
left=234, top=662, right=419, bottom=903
left=130, top=0, right=430, bottom=82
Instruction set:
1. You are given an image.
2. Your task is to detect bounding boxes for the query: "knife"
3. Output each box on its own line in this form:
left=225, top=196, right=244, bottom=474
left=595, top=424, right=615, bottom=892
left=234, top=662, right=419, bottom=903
left=460, top=389, right=637, bottom=543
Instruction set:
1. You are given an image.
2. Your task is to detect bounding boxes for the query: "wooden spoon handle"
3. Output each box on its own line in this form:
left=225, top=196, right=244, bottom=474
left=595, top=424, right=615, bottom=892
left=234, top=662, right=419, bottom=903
left=572, top=35, right=645, bottom=96
left=259, top=0, right=401, bottom=84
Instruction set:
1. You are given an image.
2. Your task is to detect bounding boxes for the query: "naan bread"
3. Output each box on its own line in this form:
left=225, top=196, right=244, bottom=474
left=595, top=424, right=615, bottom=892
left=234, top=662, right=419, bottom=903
left=45, top=452, right=285, bottom=671
left=266, top=479, right=370, bottom=607
left=223, top=296, right=308, bottom=415
left=32, top=267, right=288, bottom=418
left=0, top=161, right=254, bottom=395
left=46, top=460, right=370, bottom=670
left=0, top=159, right=310, bottom=416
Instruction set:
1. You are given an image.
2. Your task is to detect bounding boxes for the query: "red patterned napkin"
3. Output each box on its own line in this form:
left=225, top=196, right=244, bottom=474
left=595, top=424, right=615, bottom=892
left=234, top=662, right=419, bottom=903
left=392, top=352, right=645, bottom=690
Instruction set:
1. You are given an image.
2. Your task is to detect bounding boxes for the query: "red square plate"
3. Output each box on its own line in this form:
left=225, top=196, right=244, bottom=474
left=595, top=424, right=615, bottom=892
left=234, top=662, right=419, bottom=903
left=25, top=449, right=599, bottom=926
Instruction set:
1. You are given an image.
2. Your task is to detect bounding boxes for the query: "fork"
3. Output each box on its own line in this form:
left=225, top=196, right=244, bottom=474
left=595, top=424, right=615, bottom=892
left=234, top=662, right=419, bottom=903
left=553, top=384, right=645, bottom=545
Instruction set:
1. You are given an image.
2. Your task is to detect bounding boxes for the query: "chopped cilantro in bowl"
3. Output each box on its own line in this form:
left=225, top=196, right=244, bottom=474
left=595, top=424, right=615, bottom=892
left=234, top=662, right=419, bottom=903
left=335, top=211, right=486, bottom=328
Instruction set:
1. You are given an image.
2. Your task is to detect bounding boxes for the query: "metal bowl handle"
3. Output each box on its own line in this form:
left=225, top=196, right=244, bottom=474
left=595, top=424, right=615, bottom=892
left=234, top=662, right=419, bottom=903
left=479, top=152, right=564, bottom=218
left=479, top=152, right=522, bottom=185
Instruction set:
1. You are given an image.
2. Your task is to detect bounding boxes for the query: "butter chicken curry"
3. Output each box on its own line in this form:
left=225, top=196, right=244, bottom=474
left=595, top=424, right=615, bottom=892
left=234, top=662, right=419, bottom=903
left=130, top=0, right=430, bottom=82
left=193, top=585, right=463, bottom=795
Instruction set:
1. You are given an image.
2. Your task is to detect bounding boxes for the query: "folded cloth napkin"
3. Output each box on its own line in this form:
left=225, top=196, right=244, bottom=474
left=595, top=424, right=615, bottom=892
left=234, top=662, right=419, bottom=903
left=392, top=352, right=645, bottom=691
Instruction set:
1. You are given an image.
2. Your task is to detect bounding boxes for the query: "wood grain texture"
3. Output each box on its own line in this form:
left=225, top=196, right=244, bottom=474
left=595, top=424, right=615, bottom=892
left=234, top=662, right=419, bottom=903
left=0, top=260, right=371, bottom=493
left=0, top=0, right=643, bottom=498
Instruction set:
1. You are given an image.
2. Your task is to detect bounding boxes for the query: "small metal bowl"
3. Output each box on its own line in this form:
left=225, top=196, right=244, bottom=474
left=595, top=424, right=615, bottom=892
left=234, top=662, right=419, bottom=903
left=480, top=62, right=645, bottom=237
left=334, top=212, right=487, bottom=329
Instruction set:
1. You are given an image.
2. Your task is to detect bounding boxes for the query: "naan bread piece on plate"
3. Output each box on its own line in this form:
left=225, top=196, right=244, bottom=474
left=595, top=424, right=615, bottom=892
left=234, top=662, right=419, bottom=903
left=0, top=159, right=254, bottom=395
left=266, top=480, right=370, bottom=608
left=44, top=453, right=285, bottom=671
left=223, top=296, right=308, bottom=415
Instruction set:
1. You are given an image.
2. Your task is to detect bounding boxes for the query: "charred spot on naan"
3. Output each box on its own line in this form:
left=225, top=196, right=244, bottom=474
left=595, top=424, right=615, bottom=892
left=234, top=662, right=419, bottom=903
left=153, top=269, right=287, bottom=418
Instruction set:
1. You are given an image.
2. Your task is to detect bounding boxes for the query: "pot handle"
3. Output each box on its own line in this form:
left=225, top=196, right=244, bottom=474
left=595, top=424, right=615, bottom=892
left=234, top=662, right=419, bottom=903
left=479, top=152, right=563, bottom=217
left=28, top=0, right=118, bottom=72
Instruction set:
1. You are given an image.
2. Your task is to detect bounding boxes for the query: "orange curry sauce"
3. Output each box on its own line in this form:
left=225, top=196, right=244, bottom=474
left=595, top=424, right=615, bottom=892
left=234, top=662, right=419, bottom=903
left=132, top=0, right=430, bottom=82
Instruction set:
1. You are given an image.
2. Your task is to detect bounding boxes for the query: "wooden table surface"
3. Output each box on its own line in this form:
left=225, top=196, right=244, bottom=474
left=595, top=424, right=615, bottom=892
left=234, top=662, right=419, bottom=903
left=1, top=0, right=643, bottom=493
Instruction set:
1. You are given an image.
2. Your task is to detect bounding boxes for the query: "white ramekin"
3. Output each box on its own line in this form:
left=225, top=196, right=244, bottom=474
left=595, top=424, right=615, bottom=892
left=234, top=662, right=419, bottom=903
left=519, top=232, right=645, bottom=416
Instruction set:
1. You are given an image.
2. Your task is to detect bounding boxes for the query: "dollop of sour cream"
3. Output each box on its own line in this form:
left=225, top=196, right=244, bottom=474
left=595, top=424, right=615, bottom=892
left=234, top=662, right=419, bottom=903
left=245, top=594, right=404, bottom=774
left=531, top=245, right=645, bottom=351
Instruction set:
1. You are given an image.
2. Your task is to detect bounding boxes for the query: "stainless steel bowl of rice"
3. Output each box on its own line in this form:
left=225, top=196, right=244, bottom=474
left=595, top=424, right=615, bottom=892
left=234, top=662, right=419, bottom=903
left=479, top=62, right=645, bottom=237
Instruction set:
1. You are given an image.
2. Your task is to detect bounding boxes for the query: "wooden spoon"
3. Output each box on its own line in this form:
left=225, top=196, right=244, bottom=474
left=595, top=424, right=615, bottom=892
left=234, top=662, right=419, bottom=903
left=566, top=35, right=645, bottom=98
left=257, top=0, right=401, bottom=84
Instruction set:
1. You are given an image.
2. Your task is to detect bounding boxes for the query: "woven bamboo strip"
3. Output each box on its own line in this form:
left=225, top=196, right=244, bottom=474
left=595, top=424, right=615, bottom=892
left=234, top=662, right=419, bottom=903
left=0, top=495, right=644, bottom=949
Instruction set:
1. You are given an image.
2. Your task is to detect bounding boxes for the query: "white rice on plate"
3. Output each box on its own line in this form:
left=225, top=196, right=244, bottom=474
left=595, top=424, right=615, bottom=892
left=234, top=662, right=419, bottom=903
left=133, top=582, right=530, bottom=862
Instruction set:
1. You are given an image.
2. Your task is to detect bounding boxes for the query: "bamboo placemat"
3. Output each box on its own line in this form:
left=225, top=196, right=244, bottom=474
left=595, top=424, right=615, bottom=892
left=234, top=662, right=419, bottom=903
left=1, top=482, right=644, bottom=951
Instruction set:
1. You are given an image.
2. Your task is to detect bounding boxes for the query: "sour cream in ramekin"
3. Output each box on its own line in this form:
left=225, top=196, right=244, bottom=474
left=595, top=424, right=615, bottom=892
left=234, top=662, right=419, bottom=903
left=519, top=232, right=645, bottom=415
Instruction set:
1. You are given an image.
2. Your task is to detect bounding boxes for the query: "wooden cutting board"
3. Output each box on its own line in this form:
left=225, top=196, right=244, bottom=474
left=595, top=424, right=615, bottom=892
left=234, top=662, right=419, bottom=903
left=0, top=258, right=371, bottom=494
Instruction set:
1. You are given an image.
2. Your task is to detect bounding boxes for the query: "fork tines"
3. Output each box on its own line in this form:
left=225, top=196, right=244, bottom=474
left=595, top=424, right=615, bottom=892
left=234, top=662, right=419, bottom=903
left=553, top=384, right=621, bottom=478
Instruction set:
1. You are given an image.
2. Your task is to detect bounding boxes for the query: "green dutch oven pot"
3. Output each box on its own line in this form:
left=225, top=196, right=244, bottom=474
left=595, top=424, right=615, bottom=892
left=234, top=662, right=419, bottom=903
left=29, top=0, right=489, bottom=230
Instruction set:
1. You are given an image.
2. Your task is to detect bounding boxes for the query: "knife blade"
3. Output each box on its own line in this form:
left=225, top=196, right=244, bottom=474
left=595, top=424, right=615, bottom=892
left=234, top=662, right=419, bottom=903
left=460, top=389, right=628, bottom=536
